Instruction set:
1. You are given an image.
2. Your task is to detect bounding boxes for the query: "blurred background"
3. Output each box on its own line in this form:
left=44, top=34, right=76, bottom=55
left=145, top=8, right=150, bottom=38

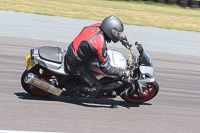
left=0, top=0, right=199, bottom=32
left=122, top=0, right=200, bottom=9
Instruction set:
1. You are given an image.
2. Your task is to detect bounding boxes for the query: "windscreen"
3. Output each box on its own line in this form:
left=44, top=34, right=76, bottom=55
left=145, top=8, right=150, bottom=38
left=139, top=52, right=153, bottom=66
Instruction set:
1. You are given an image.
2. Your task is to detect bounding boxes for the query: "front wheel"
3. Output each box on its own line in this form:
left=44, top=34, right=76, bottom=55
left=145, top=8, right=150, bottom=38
left=21, top=70, right=51, bottom=97
left=120, top=81, right=159, bottom=103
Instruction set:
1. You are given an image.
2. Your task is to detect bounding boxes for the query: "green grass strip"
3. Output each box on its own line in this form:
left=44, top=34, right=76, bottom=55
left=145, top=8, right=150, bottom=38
left=0, top=0, right=200, bottom=32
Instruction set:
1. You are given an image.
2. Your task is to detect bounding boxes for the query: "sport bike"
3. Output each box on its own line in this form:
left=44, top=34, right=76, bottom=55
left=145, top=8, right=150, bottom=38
left=21, top=41, right=159, bottom=103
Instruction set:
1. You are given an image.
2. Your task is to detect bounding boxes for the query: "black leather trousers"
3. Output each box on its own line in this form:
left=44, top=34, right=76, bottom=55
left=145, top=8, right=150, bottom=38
left=66, top=63, right=101, bottom=96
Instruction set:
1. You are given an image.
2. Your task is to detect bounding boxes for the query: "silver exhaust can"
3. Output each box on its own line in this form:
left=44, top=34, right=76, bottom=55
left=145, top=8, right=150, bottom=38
left=24, top=73, right=62, bottom=96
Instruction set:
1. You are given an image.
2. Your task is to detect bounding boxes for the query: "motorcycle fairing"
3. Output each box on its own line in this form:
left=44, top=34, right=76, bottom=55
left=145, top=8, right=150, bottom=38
left=138, top=56, right=155, bottom=91
left=139, top=51, right=152, bottom=66
left=139, top=66, right=154, bottom=78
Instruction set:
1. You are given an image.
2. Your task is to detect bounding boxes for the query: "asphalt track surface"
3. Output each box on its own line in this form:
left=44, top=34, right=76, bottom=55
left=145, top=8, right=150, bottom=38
left=0, top=35, right=200, bottom=133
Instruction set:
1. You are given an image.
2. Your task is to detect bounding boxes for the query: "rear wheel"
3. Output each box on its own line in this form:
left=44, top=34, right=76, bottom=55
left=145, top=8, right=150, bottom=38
left=121, top=81, right=159, bottom=103
left=21, top=70, right=51, bottom=97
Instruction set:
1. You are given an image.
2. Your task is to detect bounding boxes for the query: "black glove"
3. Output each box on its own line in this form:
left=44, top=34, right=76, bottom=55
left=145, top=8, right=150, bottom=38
left=119, top=70, right=131, bottom=77
left=120, top=33, right=133, bottom=48
left=119, top=32, right=127, bottom=41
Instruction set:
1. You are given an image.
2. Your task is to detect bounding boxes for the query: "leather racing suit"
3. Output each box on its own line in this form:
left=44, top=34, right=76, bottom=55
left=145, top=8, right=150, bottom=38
left=65, top=23, right=122, bottom=96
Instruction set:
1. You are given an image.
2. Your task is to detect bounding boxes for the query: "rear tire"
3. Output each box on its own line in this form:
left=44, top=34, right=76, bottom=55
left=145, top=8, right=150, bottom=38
left=121, top=81, right=159, bottom=103
left=21, top=70, right=51, bottom=97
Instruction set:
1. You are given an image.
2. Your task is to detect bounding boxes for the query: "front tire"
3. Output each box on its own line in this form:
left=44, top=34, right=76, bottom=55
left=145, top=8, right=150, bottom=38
left=21, top=70, right=51, bottom=97
left=121, top=81, right=159, bottom=103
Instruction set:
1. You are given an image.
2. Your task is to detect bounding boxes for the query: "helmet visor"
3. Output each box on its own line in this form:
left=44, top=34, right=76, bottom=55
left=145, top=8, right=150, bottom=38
left=111, top=29, right=123, bottom=42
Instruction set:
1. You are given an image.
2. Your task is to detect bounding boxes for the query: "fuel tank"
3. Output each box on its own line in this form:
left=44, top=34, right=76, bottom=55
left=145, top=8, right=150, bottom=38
left=88, top=49, right=127, bottom=77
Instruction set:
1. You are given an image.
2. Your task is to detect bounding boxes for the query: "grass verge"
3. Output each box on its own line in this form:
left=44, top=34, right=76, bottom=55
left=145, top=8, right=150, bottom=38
left=0, top=0, right=199, bottom=32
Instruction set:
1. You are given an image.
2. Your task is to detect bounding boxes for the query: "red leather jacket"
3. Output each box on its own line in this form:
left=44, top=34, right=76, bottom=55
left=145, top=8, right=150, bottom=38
left=66, top=23, right=122, bottom=76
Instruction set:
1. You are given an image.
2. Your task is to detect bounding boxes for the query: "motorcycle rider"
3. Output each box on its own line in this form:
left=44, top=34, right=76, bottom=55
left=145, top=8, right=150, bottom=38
left=65, top=15, right=130, bottom=97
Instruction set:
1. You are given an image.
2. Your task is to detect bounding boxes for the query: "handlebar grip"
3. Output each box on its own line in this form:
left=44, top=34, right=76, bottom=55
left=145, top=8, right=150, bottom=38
left=127, top=42, right=132, bottom=47
left=121, top=40, right=132, bottom=48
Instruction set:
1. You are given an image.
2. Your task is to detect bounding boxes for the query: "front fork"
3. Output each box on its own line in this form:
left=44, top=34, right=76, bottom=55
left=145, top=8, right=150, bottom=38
left=125, top=44, right=155, bottom=98
left=125, top=68, right=155, bottom=98
left=133, top=77, right=155, bottom=98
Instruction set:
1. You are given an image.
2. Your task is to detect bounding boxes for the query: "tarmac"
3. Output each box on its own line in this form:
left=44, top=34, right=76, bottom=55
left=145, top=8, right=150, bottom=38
left=0, top=10, right=200, bottom=56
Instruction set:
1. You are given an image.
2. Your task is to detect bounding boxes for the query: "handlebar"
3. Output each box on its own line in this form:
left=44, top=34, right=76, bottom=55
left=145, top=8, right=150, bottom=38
left=120, top=39, right=144, bottom=55
left=120, top=40, right=132, bottom=49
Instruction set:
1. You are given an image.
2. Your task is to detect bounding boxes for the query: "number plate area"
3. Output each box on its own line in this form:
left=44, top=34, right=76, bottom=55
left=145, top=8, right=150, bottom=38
left=26, top=54, right=36, bottom=70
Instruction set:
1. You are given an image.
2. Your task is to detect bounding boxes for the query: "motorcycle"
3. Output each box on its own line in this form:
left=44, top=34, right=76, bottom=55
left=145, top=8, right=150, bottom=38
left=21, top=40, right=159, bottom=103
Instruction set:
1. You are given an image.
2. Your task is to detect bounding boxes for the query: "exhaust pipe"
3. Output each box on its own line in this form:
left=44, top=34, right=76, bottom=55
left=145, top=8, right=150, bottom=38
left=24, top=73, right=62, bottom=96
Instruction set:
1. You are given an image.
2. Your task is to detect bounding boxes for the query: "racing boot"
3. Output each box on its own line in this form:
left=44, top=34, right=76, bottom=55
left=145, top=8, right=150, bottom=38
left=62, top=85, right=79, bottom=101
left=79, top=85, right=100, bottom=97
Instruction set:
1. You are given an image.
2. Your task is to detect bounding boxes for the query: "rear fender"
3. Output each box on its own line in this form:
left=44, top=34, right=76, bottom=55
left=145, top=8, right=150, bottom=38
left=31, top=47, right=69, bottom=76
